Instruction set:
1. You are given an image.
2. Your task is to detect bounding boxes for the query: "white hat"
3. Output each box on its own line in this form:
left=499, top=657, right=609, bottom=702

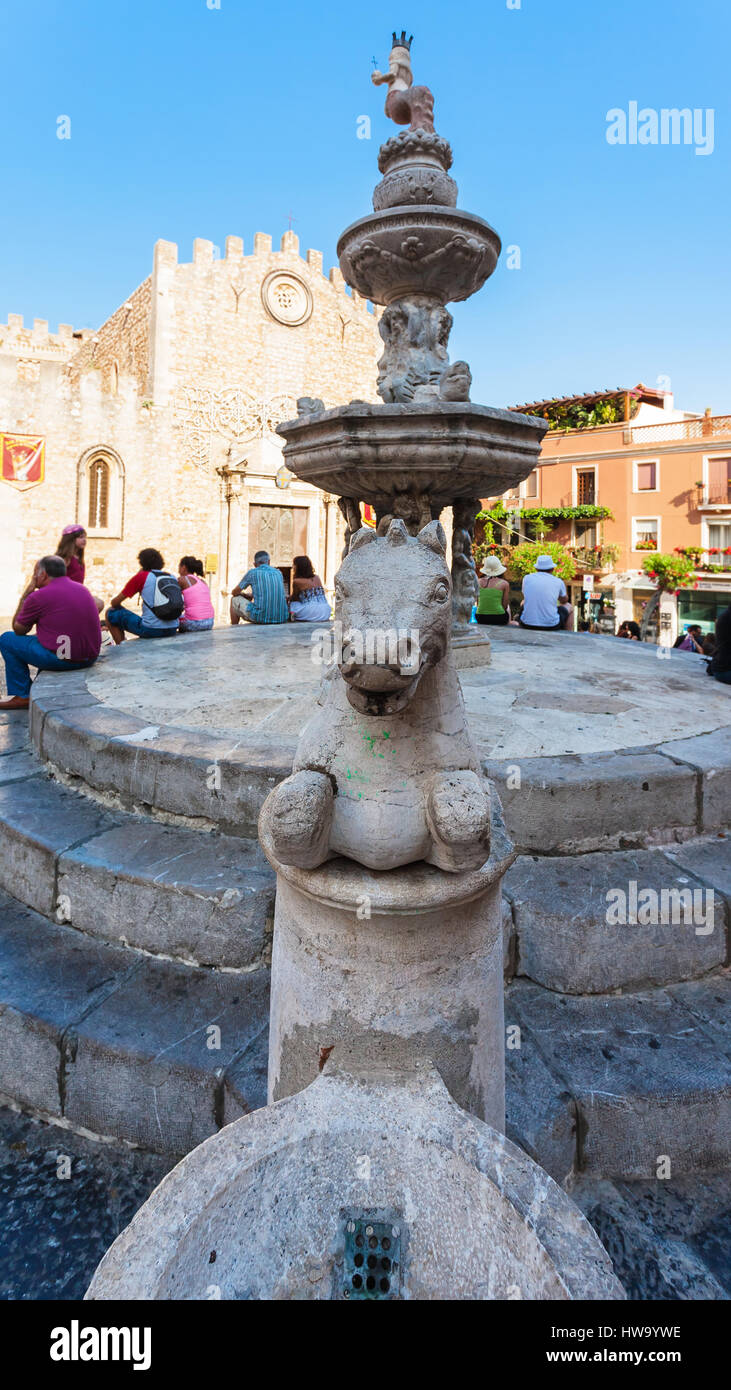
left=535, top=554, right=556, bottom=571
left=481, top=555, right=506, bottom=577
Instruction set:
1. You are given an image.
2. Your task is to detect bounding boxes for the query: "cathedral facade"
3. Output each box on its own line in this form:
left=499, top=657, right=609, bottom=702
left=0, top=230, right=381, bottom=616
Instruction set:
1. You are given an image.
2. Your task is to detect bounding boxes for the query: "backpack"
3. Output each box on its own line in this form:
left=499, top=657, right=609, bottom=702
left=148, top=570, right=184, bottom=621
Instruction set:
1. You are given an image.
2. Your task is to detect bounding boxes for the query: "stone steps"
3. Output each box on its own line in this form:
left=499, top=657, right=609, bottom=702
left=502, top=838, right=730, bottom=994
left=0, top=769, right=275, bottom=971
left=0, top=889, right=269, bottom=1155
left=505, top=972, right=731, bottom=1184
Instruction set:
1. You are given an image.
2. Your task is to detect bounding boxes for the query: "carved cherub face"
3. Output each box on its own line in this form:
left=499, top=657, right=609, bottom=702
left=334, top=519, right=452, bottom=716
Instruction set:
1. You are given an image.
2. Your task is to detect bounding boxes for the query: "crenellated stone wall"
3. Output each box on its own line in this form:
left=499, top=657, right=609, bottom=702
left=0, top=232, right=381, bottom=618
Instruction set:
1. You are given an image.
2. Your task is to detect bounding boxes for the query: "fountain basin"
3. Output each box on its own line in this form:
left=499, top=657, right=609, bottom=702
left=337, top=206, right=501, bottom=304
left=277, top=400, right=549, bottom=508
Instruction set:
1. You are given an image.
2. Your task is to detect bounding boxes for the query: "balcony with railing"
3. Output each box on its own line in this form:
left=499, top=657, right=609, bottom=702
left=694, top=481, right=731, bottom=510
left=629, top=413, right=731, bottom=444
left=567, top=544, right=621, bottom=572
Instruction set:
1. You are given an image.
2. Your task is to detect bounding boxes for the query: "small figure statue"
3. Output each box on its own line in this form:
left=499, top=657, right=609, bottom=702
left=371, top=32, right=435, bottom=134
left=296, top=397, right=324, bottom=417
left=439, top=360, right=472, bottom=402
left=262, top=519, right=491, bottom=874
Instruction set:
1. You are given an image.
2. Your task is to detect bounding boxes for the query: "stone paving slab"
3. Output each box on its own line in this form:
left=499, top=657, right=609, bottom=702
left=58, top=821, right=275, bottom=969
left=64, top=961, right=270, bottom=1154
left=0, top=890, right=269, bottom=1154
left=0, top=892, right=137, bottom=1119
left=504, top=848, right=726, bottom=993
left=504, top=1024, right=577, bottom=1185
left=658, top=727, right=731, bottom=831
left=0, top=777, right=121, bottom=917
left=0, top=751, right=43, bottom=785
left=506, top=976, right=731, bottom=1179
left=485, top=751, right=699, bottom=854
left=0, top=719, right=31, bottom=755
left=570, top=1173, right=731, bottom=1300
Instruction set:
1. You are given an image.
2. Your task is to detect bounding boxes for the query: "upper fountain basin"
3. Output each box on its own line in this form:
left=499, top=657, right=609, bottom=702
left=276, top=402, right=549, bottom=508
left=337, top=206, right=501, bottom=305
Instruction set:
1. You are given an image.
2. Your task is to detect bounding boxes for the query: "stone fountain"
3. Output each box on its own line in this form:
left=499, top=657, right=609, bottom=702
left=86, top=35, right=622, bottom=1302
left=280, top=31, right=548, bottom=657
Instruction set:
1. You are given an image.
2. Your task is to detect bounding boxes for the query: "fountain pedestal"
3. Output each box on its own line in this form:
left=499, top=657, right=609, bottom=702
left=260, top=805, right=513, bottom=1127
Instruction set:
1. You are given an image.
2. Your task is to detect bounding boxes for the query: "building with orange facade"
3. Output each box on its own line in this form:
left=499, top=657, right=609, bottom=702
left=483, top=385, right=731, bottom=641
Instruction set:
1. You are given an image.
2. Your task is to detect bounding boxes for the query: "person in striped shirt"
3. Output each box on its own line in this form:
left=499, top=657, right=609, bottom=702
left=230, top=551, right=289, bottom=625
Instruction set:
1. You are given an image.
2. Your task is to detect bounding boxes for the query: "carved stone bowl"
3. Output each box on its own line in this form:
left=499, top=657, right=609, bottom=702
left=337, top=207, right=501, bottom=305
left=277, top=402, right=549, bottom=509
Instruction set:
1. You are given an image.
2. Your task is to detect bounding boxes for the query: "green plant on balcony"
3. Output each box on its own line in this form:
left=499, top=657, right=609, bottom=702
left=635, top=539, right=658, bottom=551
left=675, top=545, right=704, bottom=566
left=568, top=543, right=621, bottom=570
left=522, top=395, right=640, bottom=433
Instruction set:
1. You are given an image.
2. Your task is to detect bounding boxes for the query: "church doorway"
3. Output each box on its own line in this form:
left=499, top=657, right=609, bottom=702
left=247, top=504, right=309, bottom=590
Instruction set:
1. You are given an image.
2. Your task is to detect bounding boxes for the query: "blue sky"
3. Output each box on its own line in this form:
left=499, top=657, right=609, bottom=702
left=1, top=0, right=728, bottom=411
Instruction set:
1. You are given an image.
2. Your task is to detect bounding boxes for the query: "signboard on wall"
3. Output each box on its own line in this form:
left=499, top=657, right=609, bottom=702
left=0, top=434, right=45, bottom=489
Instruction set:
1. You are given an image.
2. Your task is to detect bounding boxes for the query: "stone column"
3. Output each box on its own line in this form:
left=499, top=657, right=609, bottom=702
left=259, top=806, right=514, bottom=1130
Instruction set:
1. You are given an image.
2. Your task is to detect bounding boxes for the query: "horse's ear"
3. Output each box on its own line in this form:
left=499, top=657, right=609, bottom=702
left=417, top=519, right=447, bottom=556
left=348, top=526, right=378, bottom=553
left=386, top=518, right=409, bottom=547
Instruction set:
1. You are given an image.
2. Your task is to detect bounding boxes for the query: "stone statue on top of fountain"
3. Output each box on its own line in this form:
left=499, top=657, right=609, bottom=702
left=371, top=31, right=435, bottom=133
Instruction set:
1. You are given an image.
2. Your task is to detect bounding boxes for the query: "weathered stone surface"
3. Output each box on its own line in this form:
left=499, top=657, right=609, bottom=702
left=658, top=728, right=731, bottom=830
left=504, top=1006, right=577, bottom=1185
left=665, top=834, right=731, bottom=930
left=571, top=1173, right=731, bottom=1300
left=0, top=777, right=120, bottom=916
left=0, top=752, right=42, bottom=785
left=485, top=751, right=698, bottom=853
left=504, top=849, right=725, bottom=993
left=86, top=1058, right=624, bottom=1301
left=0, top=718, right=31, bottom=755
left=58, top=822, right=274, bottom=969
left=508, top=979, right=731, bottom=1179
left=0, top=892, right=133, bottom=1119
left=63, top=958, right=270, bottom=1155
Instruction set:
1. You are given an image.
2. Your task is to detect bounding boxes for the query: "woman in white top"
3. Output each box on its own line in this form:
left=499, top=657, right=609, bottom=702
left=288, top=555, right=332, bottom=621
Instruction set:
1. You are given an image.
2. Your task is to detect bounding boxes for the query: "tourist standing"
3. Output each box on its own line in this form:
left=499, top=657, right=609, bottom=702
left=475, top=556, right=511, bottom=625
left=106, top=548, right=183, bottom=643
left=0, top=555, right=102, bottom=710
left=230, top=551, right=288, bottom=625
left=519, top=556, right=569, bottom=631
left=178, top=557, right=215, bottom=632
left=56, top=522, right=106, bottom=615
left=288, top=555, right=332, bottom=622
left=617, top=621, right=641, bottom=641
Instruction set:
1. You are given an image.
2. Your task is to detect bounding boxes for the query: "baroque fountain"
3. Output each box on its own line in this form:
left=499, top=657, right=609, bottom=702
left=87, top=34, right=622, bottom=1301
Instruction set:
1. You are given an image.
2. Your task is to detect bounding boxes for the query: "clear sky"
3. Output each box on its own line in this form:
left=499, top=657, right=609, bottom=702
left=2, top=0, right=729, bottom=412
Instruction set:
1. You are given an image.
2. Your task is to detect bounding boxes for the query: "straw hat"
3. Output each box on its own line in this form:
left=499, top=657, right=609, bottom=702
left=480, top=555, right=506, bottom=577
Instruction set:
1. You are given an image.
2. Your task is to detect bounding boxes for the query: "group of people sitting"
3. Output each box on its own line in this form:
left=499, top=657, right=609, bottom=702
left=0, top=525, right=215, bottom=710
left=0, top=528, right=333, bottom=711
left=229, top=551, right=331, bottom=626
left=475, top=553, right=573, bottom=631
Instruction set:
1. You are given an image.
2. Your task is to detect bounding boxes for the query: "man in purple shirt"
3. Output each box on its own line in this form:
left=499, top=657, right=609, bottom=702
left=0, top=555, right=102, bottom=710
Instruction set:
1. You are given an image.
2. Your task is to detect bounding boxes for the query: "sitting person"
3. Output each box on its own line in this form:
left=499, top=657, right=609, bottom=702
left=56, top=522, right=105, bottom=615
left=0, top=555, right=101, bottom=710
left=617, top=621, right=641, bottom=640
left=106, top=548, right=183, bottom=643
left=230, top=551, right=288, bottom=625
left=675, top=624, right=704, bottom=654
left=288, top=555, right=332, bottom=622
left=178, top=556, right=215, bottom=632
left=519, top=555, right=569, bottom=631
left=706, top=606, right=731, bottom=685
left=475, top=556, right=510, bottom=625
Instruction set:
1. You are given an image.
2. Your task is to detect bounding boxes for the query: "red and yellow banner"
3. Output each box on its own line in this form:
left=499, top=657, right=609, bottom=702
left=1, top=434, right=45, bottom=489
left=361, top=503, right=376, bottom=529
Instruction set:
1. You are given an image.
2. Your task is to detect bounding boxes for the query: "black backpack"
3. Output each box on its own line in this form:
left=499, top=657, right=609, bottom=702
left=148, top=570, right=184, bottom=621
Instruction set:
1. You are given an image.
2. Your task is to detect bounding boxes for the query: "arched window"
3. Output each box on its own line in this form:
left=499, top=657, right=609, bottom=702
left=88, top=457, right=110, bottom=529
left=76, top=446, right=125, bottom=538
